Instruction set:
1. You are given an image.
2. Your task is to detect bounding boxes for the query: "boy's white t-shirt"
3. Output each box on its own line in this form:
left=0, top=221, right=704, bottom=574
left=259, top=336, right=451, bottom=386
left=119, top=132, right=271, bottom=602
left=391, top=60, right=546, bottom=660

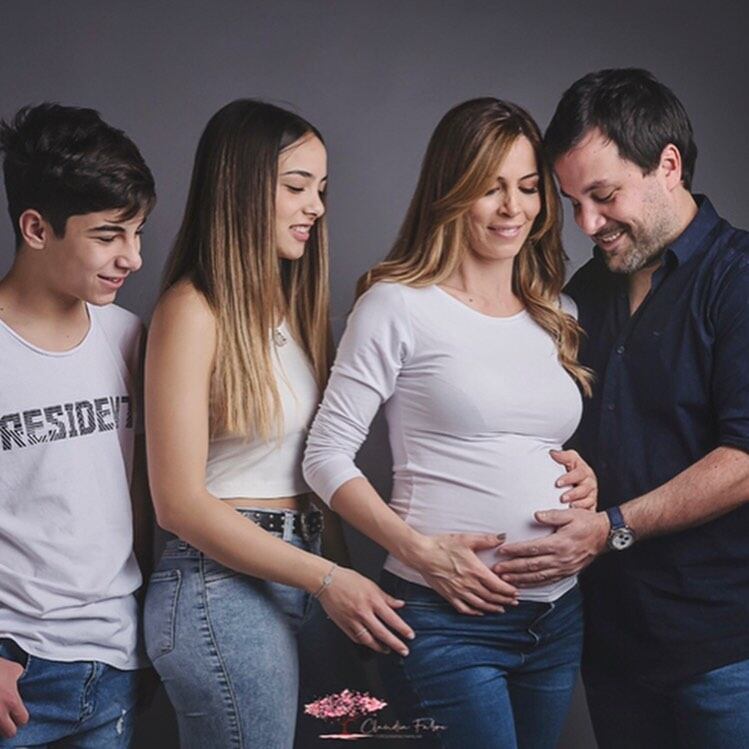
left=0, top=303, right=146, bottom=669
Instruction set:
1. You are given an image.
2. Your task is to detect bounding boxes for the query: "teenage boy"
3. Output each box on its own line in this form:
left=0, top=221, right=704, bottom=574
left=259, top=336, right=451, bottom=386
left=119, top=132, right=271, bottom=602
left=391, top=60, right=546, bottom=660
left=0, top=103, right=155, bottom=748
left=491, top=69, right=749, bottom=747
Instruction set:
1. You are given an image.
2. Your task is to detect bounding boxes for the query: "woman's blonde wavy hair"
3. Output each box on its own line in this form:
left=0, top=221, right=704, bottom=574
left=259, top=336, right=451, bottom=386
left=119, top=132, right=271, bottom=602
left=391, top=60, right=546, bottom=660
left=161, top=99, right=331, bottom=438
left=357, top=97, right=593, bottom=396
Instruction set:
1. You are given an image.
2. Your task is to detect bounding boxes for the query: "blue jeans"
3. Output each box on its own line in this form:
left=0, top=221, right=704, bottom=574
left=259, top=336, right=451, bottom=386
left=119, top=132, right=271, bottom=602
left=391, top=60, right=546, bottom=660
left=378, top=573, right=583, bottom=749
left=584, top=655, right=749, bottom=748
left=144, top=509, right=320, bottom=749
left=0, top=638, right=137, bottom=748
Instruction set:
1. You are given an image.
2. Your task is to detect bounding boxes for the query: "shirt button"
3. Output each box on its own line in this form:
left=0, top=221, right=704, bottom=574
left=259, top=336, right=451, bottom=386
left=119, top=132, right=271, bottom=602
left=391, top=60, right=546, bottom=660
left=616, top=345, right=625, bottom=354
left=607, top=403, right=615, bottom=411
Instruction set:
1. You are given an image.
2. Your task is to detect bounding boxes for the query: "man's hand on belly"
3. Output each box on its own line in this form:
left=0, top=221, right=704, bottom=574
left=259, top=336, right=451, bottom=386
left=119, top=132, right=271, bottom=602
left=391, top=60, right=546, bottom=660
left=551, top=449, right=598, bottom=510
left=491, top=509, right=609, bottom=586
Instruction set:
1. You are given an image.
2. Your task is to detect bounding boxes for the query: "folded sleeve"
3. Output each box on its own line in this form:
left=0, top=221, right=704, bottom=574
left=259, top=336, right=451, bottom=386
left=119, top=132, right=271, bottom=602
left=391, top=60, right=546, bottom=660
left=303, top=282, right=414, bottom=504
left=711, top=254, right=749, bottom=452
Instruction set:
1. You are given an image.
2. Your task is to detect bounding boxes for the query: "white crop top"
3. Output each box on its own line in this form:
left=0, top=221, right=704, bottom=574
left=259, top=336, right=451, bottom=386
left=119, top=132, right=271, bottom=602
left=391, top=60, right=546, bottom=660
left=304, top=282, right=583, bottom=602
left=205, top=321, right=319, bottom=499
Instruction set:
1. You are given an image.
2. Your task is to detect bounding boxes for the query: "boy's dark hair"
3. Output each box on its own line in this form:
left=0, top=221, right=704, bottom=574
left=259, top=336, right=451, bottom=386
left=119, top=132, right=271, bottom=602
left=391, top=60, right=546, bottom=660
left=545, top=68, right=698, bottom=190
left=0, top=103, right=156, bottom=247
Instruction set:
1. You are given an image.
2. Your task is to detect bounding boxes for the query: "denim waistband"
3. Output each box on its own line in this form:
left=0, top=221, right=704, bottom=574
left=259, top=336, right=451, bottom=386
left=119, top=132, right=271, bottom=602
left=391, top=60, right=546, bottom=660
left=163, top=507, right=323, bottom=557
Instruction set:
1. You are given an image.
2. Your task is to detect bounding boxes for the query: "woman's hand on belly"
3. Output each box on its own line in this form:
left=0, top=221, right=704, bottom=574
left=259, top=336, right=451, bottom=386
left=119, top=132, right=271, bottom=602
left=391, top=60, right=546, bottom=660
left=552, top=449, right=598, bottom=511
left=406, top=532, right=519, bottom=615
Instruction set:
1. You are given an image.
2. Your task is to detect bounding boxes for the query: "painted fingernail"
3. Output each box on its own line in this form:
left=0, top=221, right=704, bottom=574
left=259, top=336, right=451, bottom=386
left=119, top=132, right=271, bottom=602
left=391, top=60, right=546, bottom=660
left=496, top=533, right=506, bottom=541
left=400, top=649, right=410, bottom=657
left=407, top=632, right=415, bottom=640
left=382, top=647, right=391, bottom=655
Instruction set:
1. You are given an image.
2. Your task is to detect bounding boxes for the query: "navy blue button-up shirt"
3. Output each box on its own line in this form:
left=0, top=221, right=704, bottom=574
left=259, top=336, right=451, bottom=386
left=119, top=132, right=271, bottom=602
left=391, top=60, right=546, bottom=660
left=566, top=196, right=749, bottom=683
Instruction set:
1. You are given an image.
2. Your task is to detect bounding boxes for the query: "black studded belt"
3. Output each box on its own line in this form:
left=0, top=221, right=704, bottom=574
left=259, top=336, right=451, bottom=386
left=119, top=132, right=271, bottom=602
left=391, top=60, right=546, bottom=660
left=239, top=509, right=323, bottom=540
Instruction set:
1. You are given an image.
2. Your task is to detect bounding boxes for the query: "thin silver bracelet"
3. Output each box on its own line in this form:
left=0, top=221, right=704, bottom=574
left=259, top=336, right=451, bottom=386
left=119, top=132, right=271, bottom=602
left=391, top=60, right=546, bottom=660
left=313, top=562, right=338, bottom=598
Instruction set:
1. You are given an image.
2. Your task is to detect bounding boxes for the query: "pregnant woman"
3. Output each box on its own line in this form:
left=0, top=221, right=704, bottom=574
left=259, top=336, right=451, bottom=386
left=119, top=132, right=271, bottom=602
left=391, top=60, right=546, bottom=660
left=303, top=98, right=596, bottom=749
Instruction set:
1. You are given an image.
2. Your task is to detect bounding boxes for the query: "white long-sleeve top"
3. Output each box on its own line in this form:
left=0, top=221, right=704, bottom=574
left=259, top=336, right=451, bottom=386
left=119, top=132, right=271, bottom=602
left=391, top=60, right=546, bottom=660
left=304, top=282, right=583, bottom=601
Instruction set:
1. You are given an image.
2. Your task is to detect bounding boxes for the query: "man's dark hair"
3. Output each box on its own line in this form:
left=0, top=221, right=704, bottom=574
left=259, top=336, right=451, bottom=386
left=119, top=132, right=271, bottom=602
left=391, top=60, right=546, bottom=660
left=545, top=68, right=698, bottom=190
left=0, top=103, right=156, bottom=247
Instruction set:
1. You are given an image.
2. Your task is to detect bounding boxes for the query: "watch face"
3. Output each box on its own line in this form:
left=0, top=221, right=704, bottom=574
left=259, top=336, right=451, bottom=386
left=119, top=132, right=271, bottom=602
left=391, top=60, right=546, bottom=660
left=610, top=528, right=635, bottom=551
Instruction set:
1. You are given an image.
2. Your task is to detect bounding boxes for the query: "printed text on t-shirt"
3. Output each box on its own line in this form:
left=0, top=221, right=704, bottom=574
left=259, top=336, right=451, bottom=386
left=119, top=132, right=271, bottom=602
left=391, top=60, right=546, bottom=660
left=0, top=395, right=133, bottom=450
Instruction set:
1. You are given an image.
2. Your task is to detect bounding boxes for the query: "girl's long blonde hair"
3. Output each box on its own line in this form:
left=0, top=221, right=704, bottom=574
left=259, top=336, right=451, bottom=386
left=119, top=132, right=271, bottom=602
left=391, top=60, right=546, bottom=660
left=358, top=97, right=593, bottom=395
left=162, top=99, right=331, bottom=438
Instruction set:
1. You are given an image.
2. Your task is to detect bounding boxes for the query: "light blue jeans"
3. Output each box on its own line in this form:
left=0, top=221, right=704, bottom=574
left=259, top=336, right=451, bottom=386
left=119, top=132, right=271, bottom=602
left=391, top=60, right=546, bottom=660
left=144, top=509, right=320, bottom=749
left=0, top=638, right=137, bottom=748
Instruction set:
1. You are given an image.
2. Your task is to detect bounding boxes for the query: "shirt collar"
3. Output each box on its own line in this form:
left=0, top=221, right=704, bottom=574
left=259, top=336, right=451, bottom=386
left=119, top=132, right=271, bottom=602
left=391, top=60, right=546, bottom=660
left=664, top=194, right=720, bottom=266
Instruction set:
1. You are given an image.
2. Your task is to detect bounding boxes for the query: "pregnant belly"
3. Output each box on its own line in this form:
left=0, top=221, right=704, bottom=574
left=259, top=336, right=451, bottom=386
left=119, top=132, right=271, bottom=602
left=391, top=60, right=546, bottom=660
left=392, top=442, right=570, bottom=569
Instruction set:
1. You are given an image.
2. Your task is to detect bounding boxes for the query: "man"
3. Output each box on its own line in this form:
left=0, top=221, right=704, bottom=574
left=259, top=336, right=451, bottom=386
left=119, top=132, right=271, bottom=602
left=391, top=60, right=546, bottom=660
left=0, top=103, right=155, bottom=747
left=493, top=69, right=749, bottom=747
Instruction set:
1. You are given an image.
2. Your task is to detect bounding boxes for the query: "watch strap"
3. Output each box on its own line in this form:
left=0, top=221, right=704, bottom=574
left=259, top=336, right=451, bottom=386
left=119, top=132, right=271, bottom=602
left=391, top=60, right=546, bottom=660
left=605, top=505, right=625, bottom=531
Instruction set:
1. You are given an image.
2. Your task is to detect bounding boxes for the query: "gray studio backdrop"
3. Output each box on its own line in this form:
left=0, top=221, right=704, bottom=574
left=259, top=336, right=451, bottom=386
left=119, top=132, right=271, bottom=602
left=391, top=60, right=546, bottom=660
left=1, top=1, right=747, bottom=747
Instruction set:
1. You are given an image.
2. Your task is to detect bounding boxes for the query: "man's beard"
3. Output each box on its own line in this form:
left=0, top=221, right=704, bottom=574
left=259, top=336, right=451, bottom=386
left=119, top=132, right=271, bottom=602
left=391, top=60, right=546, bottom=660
left=601, top=226, right=667, bottom=274
left=600, top=195, right=677, bottom=275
